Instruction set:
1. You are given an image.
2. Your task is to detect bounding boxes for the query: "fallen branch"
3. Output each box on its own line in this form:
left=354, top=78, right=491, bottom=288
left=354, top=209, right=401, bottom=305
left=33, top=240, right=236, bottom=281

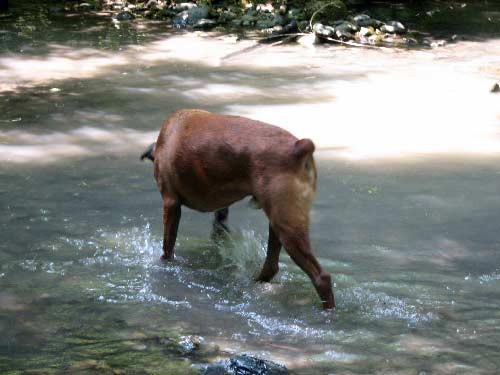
left=221, top=29, right=386, bottom=61
left=320, top=35, right=383, bottom=49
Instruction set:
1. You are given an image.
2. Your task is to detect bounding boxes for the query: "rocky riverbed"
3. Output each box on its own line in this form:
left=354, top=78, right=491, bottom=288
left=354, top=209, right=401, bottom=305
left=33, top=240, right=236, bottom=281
left=30, top=0, right=500, bottom=49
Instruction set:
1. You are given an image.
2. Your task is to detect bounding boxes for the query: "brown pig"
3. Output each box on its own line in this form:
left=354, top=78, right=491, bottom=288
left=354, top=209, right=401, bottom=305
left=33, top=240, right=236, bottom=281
left=141, top=109, right=334, bottom=310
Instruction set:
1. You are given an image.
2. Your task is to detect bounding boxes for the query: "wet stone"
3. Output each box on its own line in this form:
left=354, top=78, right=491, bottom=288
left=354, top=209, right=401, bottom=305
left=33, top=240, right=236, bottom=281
left=353, top=14, right=381, bottom=28
left=491, top=83, right=500, bottom=93
left=359, top=26, right=374, bottom=37
left=335, top=29, right=354, bottom=40
left=202, top=354, right=288, bottom=375
left=313, top=23, right=335, bottom=38
left=230, top=355, right=288, bottom=375
left=381, top=21, right=406, bottom=34
left=336, top=21, right=359, bottom=33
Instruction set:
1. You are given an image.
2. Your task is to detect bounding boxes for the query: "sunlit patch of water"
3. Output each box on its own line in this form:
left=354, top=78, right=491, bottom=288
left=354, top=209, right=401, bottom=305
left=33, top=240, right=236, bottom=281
left=478, top=270, right=500, bottom=283
left=341, top=286, right=434, bottom=326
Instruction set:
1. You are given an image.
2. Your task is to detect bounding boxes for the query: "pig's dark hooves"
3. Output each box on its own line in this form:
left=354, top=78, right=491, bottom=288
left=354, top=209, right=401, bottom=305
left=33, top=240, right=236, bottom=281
left=322, top=303, right=335, bottom=311
left=254, top=276, right=271, bottom=283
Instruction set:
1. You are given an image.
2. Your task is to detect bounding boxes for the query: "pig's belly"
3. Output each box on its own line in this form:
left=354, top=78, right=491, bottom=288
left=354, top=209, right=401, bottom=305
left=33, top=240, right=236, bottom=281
left=179, top=186, right=251, bottom=212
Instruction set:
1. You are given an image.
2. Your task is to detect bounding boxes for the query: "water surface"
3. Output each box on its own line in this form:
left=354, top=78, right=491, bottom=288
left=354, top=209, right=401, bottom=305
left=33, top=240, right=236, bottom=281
left=1, top=10, right=500, bottom=375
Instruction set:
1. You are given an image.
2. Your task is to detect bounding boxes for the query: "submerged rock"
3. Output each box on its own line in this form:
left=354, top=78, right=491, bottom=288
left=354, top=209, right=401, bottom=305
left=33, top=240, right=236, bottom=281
left=230, top=355, right=288, bottom=375
left=202, top=354, right=288, bottom=375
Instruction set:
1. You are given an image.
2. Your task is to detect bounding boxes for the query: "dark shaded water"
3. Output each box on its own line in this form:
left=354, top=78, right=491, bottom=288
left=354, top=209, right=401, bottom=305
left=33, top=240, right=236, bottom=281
left=1, top=8, right=500, bottom=375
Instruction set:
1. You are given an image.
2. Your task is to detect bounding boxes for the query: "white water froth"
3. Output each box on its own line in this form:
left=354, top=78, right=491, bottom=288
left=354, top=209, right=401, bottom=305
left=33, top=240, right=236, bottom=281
left=29, top=224, right=436, bottom=338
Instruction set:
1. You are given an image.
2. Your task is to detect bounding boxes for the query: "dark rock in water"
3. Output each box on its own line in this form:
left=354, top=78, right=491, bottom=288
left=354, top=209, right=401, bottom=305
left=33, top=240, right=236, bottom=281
left=313, top=22, right=335, bottom=38
left=203, top=363, right=230, bottom=375
left=202, top=354, right=288, bottom=375
left=491, top=83, right=500, bottom=93
left=230, top=354, right=288, bottom=375
left=116, top=11, right=135, bottom=21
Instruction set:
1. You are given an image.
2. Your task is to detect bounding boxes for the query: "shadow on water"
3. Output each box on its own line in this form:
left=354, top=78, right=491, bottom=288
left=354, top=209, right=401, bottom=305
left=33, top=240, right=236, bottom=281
left=0, top=52, right=365, bottom=164
left=0, top=1, right=170, bottom=54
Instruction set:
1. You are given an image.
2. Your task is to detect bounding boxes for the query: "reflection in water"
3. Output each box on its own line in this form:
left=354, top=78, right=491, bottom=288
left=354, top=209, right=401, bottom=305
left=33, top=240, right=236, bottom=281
left=1, top=12, right=500, bottom=375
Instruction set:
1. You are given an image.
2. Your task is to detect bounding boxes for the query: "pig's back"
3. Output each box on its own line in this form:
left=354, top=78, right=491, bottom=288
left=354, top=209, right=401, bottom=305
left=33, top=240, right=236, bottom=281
left=154, top=110, right=299, bottom=211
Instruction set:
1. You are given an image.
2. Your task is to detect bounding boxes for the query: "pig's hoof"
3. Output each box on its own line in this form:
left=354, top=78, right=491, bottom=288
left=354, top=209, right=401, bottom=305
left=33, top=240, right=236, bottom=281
left=160, top=254, right=174, bottom=261
left=322, top=298, right=335, bottom=311
left=254, top=276, right=271, bottom=283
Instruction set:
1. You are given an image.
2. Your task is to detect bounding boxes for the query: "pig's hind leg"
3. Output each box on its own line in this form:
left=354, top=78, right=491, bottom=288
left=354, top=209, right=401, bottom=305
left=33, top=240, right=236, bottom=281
left=255, top=224, right=282, bottom=282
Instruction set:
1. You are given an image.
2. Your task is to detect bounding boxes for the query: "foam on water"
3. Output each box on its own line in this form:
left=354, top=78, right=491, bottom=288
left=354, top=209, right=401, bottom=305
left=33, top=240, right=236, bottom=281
left=13, top=223, right=439, bottom=339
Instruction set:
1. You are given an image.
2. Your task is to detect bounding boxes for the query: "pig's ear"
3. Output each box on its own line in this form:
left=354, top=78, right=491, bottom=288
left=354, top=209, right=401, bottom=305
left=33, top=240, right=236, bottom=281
left=293, top=138, right=315, bottom=160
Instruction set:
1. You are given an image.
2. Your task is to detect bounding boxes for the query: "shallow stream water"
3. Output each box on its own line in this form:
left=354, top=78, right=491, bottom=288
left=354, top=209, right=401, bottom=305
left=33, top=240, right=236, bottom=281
left=1, top=9, right=500, bottom=375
